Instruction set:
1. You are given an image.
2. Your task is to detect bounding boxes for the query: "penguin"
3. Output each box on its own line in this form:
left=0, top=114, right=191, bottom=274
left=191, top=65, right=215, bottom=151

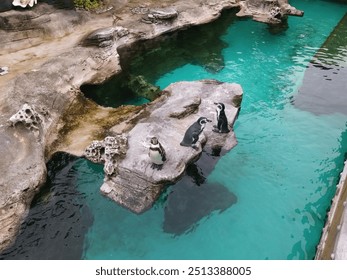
left=180, top=117, right=212, bottom=149
left=149, top=137, right=166, bottom=170
left=213, top=102, right=230, bottom=133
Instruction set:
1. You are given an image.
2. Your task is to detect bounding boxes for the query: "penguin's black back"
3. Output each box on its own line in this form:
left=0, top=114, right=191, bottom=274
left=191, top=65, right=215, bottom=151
left=217, top=110, right=230, bottom=133
left=180, top=122, right=202, bottom=146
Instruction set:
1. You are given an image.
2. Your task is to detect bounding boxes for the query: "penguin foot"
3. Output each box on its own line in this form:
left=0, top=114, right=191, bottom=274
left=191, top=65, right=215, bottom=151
left=151, top=163, right=163, bottom=170
left=191, top=144, right=199, bottom=150
left=157, top=164, right=163, bottom=170
left=213, top=125, right=218, bottom=129
left=212, top=128, right=221, bottom=133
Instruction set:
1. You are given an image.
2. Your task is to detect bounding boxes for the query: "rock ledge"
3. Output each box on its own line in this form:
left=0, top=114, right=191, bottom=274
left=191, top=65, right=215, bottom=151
left=87, top=80, right=243, bottom=213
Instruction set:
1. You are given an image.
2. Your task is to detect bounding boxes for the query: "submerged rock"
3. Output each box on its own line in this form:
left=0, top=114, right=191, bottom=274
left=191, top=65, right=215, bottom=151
left=164, top=181, right=237, bottom=235
left=127, top=75, right=161, bottom=101
left=95, top=80, right=243, bottom=213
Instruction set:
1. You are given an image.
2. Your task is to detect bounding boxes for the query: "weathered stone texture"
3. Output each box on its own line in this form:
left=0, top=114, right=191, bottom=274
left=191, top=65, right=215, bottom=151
left=99, top=80, right=242, bottom=213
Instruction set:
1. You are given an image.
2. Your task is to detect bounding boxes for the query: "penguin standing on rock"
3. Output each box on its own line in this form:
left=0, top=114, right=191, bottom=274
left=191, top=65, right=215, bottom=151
left=149, top=137, right=166, bottom=170
left=213, top=102, right=230, bottom=133
left=180, top=117, right=212, bottom=149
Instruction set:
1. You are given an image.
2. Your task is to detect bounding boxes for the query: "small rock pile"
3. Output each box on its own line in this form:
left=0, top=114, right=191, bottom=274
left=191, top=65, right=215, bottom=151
left=84, top=135, right=128, bottom=176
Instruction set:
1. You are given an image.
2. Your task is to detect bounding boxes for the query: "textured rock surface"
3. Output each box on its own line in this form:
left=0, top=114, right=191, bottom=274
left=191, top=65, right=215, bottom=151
left=0, top=0, right=303, bottom=252
left=99, top=80, right=243, bottom=213
left=84, top=134, right=128, bottom=176
left=237, top=0, right=304, bottom=24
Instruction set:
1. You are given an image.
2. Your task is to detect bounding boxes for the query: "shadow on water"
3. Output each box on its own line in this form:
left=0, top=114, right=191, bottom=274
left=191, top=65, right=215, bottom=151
left=0, top=153, right=93, bottom=260
left=163, top=147, right=237, bottom=235
left=293, top=13, right=347, bottom=115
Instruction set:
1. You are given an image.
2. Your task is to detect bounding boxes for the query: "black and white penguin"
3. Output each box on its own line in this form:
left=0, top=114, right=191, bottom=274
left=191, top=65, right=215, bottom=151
left=213, top=102, right=230, bottom=133
left=180, top=117, right=212, bottom=148
left=149, top=137, right=166, bottom=170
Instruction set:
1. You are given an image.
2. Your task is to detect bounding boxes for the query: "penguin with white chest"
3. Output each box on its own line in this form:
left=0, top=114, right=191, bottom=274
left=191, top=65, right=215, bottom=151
left=180, top=117, right=212, bottom=149
left=149, top=137, right=166, bottom=170
left=213, top=102, right=230, bottom=133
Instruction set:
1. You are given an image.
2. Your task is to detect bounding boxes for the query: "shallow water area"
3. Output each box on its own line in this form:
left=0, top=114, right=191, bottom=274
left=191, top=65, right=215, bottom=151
left=2, top=0, right=347, bottom=260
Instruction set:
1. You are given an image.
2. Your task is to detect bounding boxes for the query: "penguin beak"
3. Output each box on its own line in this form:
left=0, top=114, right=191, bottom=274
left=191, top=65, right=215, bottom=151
left=207, top=119, right=212, bottom=122
left=214, top=102, right=218, bottom=105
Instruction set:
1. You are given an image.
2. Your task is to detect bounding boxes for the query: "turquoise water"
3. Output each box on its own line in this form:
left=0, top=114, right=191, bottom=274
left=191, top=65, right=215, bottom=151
left=2, top=0, right=346, bottom=260
left=75, top=0, right=347, bottom=260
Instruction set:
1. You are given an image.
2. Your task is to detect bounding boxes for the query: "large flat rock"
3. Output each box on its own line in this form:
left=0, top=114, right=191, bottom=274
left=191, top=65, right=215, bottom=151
left=101, top=80, right=243, bottom=213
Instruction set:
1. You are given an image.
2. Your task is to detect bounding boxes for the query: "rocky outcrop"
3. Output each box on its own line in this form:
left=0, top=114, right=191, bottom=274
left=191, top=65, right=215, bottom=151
left=94, top=80, right=243, bottom=213
left=82, top=26, right=129, bottom=48
left=237, top=0, right=304, bottom=24
left=140, top=7, right=179, bottom=24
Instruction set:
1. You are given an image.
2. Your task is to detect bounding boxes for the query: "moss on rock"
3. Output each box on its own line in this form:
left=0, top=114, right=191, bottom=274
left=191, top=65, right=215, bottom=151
left=74, top=0, right=102, bottom=10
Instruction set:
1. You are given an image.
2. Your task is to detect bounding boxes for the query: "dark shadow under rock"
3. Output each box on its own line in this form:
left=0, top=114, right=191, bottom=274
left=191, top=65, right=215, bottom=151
left=163, top=148, right=237, bottom=235
left=0, top=0, right=12, bottom=12
left=163, top=180, right=237, bottom=235
left=0, top=153, right=93, bottom=260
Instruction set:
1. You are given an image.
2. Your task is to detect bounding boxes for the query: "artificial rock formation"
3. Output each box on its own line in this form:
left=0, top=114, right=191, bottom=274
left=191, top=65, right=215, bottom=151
left=0, top=0, right=303, bottom=253
left=95, top=80, right=243, bottom=213
left=8, top=103, right=48, bottom=131
left=84, top=135, right=128, bottom=176
left=140, top=7, right=179, bottom=24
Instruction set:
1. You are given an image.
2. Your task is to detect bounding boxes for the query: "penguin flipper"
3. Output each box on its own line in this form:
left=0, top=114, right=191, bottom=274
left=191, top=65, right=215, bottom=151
left=191, top=134, right=199, bottom=145
left=159, top=143, right=166, bottom=161
left=221, top=120, right=230, bottom=133
left=180, top=141, right=191, bottom=147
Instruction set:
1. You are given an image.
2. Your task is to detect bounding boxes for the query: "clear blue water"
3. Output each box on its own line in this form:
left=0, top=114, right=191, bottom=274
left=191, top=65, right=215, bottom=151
left=2, top=0, right=346, bottom=260
left=74, top=0, right=347, bottom=260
